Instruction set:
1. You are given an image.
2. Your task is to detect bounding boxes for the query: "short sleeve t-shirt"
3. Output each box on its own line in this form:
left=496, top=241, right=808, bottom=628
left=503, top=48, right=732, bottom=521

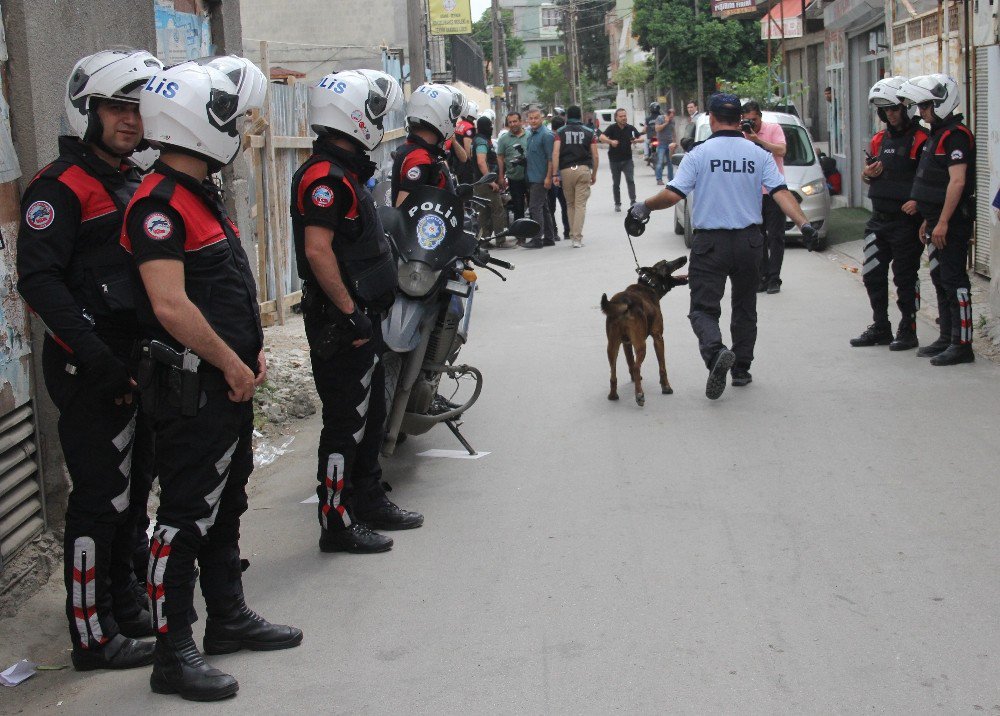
left=496, top=130, right=529, bottom=181
left=602, top=123, right=640, bottom=162
left=755, top=121, right=786, bottom=194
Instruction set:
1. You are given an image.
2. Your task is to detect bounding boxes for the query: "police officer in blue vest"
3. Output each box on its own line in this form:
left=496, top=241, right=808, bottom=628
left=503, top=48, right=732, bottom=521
left=626, top=94, right=818, bottom=400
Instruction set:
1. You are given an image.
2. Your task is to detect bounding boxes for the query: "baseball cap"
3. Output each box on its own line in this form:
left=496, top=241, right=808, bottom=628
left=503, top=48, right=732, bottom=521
left=708, top=93, right=741, bottom=121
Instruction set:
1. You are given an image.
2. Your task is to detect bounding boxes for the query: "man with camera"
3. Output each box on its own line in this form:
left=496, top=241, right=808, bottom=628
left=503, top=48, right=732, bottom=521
left=497, top=111, right=529, bottom=224
left=741, top=101, right=787, bottom=294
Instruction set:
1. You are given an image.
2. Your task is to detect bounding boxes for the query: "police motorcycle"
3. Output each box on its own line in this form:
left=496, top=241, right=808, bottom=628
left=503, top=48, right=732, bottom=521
left=376, top=174, right=538, bottom=456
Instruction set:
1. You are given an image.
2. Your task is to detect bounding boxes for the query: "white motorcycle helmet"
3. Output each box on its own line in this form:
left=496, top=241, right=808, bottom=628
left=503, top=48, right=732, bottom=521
left=897, top=74, right=960, bottom=122
left=309, top=69, right=403, bottom=151
left=479, top=108, right=496, bottom=124
left=868, top=76, right=909, bottom=122
left=406, top=84, right=465, bottom=143
left=463, top=98, right=479, bottom=122
left=129, top=146, right=159, bottom=172
left=65, top=49, right=163, bottom=146
left=195, top=55, right=269, bottom=115
left=140, top=58, right=266, bottom=170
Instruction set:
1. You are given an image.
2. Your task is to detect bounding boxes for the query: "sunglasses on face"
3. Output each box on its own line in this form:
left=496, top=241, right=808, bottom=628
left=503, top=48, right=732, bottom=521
left=917, top=100, right=935, bottom=110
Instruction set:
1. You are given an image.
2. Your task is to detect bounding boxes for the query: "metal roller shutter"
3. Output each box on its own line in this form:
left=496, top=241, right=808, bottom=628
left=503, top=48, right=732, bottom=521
left=974, top=46, right=991, bottom=277
left=0, top=404, right=45, bottom=571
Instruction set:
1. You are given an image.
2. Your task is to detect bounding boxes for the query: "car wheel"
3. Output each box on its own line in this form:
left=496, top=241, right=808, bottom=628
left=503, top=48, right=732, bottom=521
left=683, top=202, right=693, bottom=249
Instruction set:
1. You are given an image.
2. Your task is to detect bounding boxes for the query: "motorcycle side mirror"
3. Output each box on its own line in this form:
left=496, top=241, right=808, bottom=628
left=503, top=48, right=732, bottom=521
left=476, top=172, right=497, bottom=185
left=506, top=218, right=539, bottom=239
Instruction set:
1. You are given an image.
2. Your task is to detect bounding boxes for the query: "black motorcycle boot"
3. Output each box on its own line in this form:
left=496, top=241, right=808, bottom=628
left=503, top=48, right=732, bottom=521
left=929, top=343, right=975, bottom=366
left=889, top=318, right=919, bottom=351
left=850, top=322, right=893, bottom=347
left=353, top=500, right=424, bottom=530
left=150, top=632, right=238, bottom=702
left=203, top=595, right=303, bottom=655
left=916, top=335, right=951, bottom=357
left=117, top=607, right=156, bottom=639
left=319, top=523, right=393, bottom=553
left=71, top=633, right=155, bottom=672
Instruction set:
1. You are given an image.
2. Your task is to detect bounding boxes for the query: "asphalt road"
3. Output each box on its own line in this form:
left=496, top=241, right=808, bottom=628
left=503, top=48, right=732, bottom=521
left=4, top=158, right=1000, bottom=714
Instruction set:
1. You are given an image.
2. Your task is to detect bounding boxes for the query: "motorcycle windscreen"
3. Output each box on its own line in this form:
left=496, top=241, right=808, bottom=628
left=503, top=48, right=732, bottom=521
left=395, top=185, right=477, bottom=270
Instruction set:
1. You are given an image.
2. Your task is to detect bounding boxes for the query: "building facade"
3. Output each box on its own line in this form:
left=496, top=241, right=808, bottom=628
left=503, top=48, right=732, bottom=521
left=500, top=0, right=565, bottom=109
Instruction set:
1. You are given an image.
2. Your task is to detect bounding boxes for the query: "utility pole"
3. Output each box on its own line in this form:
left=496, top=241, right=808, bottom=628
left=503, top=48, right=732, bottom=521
left=567, top=0, right=580, bottom=105
left=500, top=17, right=511, bottom=112
left=491, top=0, right=503, bottom=120
left=694, top=0, right=704, bottom=109
left=407, top=0, right=427, bottom=92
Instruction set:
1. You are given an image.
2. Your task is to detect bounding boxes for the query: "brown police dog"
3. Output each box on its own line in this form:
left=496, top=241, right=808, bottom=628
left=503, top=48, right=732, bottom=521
left=600, top=257, right=688, bottom=406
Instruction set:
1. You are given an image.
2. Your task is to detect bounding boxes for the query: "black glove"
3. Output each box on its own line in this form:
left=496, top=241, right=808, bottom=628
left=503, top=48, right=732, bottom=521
left=83, top=349, right=134, bottom=400
left=800, top=223, right=819, bottom=251
left=338, top=306, right=373, bottom=342
left=625, top=202, right=651, bottom=236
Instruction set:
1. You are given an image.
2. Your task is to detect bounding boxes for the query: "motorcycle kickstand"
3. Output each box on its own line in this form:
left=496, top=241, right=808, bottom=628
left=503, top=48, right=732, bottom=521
left=444, top=419, right=476, bottom=456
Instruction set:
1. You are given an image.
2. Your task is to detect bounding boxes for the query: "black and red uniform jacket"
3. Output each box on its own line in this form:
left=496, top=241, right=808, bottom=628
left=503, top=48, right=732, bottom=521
left=391, top=134, right=454, bottom=206
left=911, top=115, right=975, bottom=221
left=120, top=162, right=263, bottom=372
left=290, top=141, right=395, bottom=312
left=17, top=136, right=142, bottom=364
left=866, top=120, right=928, bottom=214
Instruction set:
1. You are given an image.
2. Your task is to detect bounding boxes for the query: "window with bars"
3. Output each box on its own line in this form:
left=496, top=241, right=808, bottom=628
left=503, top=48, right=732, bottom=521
left=541, top=6, right=561, bottom=27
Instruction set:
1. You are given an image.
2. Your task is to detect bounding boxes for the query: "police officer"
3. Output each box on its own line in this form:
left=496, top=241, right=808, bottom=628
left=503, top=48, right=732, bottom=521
left=17, top=49, right=163, bottom=671
left=850, top=77, right=928, bottom=350
left=122, top=57, right=301, bottom=701
left=552, top=105, right=598, bottom=248
left=392, top=83, right=466, bottom=207
left=898, top=74, right=976, bottom=366
left=448, top=98, right=478, bottom=184
left=626, top=94, right=818, bottom=399
left=292, top=70, right=424, bottom=555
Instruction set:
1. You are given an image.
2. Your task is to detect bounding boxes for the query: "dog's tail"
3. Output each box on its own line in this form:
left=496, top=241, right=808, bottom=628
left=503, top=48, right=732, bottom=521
left=600, top=293, right=630, bottom=318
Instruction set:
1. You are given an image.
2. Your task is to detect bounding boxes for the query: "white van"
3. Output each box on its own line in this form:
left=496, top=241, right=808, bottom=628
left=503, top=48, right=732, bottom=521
left=594, top=108, right=616, bottom=129
left=673, top=110, right=831, bottom=250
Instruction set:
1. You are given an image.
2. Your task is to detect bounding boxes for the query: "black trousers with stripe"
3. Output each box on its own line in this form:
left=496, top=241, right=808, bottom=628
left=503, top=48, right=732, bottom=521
left=861, top=213, right=923, bottom=327
left=144, top=376, right=253, bottom=637
left=926, top=215, right=973, bottom=345
left=42, top=336, right=154, bottom=649
left=305, top=314, right=388, bottom=532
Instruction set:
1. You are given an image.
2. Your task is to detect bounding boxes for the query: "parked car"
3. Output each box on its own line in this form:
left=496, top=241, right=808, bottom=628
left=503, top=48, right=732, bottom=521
left=673, top=110, right=830, bottom=250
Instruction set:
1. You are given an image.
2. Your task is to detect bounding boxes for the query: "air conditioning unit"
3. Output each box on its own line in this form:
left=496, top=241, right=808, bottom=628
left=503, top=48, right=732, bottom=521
left=974, top=0, right=998, bottom=46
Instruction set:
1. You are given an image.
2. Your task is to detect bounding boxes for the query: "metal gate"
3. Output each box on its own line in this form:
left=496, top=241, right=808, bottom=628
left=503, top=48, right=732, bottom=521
left=973, top=46, right=992, bottom=278
left=0, top=404, right=44, bottom=572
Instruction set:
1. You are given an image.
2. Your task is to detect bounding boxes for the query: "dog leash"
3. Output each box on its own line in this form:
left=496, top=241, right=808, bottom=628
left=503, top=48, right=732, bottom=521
left=624, top=229, right=641, bottom=271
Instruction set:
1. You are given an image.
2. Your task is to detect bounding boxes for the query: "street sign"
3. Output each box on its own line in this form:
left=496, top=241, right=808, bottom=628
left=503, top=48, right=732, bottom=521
left=711, top=0, right=757, bottom=19
left=428, top=0, right=473, bottom=35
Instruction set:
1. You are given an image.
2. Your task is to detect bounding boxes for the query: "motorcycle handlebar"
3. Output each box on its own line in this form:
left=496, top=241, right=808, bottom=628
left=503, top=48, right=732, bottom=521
left=487, top=257, right=514, bottom=270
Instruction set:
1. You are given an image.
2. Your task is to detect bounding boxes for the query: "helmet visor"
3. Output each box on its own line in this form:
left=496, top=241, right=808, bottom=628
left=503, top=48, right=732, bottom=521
left=448, top=92, right=463, bottom=124
left=207, top=88, right=240, bottom=131
left=365, top=76, right=393, bottom=131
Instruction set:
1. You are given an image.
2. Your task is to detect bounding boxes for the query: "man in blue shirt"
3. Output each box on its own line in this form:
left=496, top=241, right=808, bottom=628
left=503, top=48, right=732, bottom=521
left=627, top=94, right=818, bottom=399
left=523, top=106, right=557, bottom=248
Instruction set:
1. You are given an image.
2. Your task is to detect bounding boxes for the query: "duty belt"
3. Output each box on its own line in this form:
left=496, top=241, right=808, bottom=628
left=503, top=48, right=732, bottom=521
left=871, top=210, right=909, bottom=222
left=693, top=225, right=756, bottom=234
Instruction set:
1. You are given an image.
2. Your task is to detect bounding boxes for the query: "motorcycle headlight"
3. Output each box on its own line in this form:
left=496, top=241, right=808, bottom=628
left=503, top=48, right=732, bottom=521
left=397, top=260, right=440, bottom=298
left=799, top=179, right=827, bottom=196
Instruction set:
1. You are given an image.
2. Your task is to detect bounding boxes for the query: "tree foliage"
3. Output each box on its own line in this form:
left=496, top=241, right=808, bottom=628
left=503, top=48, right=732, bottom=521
left=556, top=0, right=616, bottom=82
left=526, top=55, right=569, bottom=110
left=471, top=9, right=525, bottom=66
left=717, top=57, right=805, bottom=109
left=632, top=0, right=766, bottom=101
left=612, top=61, right=652, bottom=93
